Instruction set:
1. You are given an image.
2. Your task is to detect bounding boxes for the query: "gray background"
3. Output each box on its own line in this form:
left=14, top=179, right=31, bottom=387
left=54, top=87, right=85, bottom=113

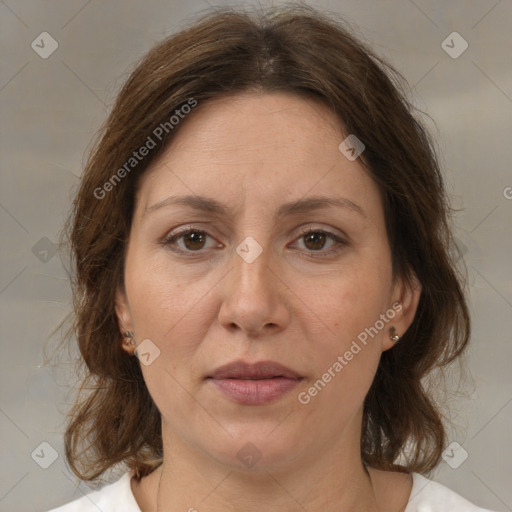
left=1, top=1, right=511, bottom=511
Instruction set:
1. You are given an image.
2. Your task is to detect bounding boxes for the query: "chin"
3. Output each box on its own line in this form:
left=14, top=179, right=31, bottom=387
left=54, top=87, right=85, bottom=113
left=200, top=422, right=305, bottom=472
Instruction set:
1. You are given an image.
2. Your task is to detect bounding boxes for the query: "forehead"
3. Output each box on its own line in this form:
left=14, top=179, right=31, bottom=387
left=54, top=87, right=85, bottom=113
left=134, top=91, right=380, bottom=220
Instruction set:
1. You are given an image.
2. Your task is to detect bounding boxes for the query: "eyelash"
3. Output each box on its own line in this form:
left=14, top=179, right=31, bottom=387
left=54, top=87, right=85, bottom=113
left=161, top=226, right=348, bottom=258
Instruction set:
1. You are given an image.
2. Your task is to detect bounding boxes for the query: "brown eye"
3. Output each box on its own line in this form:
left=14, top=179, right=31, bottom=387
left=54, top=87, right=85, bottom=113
left=182, top=231, right=207, bottom=250
left=291, top=228, right=348, bottom=258
left=163, top=229, right=218, bottom=253
left=163, top=227, right=346, bottom=258
left=303, top=231, right=327, bottom=251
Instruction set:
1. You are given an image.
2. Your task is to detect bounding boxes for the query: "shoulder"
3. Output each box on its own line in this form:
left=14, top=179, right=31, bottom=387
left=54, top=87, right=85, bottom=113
left=406, top=473, right=497, bottom=512
left=47, top=472, right=140, bottom=512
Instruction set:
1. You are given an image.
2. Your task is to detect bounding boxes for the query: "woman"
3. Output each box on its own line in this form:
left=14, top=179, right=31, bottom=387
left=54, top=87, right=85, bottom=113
left=49, top=5, right=495, bottom=511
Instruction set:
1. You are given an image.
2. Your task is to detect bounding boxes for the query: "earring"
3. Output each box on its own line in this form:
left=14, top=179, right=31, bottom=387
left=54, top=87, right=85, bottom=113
left=124, top=331, right=135, bottom=346
left=390, top=327, right=400, bottom=343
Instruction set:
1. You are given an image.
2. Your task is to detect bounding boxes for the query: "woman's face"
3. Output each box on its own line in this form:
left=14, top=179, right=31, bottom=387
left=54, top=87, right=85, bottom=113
left=116, top=91, right=419, bottom=471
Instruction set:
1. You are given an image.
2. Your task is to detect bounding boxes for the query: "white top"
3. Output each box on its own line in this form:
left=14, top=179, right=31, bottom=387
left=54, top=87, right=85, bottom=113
left=48, top=471, right=496, bottom=511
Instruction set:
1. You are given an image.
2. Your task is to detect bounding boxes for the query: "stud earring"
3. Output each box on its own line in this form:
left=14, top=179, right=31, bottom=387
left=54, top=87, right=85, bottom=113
left=390, top=327, right=400, bottom=343
left=124, top=331, right=135, bottom=346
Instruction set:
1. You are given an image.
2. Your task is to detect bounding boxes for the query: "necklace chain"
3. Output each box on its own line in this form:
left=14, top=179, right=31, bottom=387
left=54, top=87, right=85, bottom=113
left=156, top=466, right=162, bottom=512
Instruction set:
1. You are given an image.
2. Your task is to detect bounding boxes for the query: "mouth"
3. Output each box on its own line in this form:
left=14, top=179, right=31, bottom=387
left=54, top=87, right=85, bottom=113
left=208, top=360, right=302, bottom=380
left=207, top=360, right=303, bottom=405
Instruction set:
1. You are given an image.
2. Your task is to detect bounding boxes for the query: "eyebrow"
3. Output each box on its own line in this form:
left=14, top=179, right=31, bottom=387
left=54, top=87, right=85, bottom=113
left=144, top=194, right=365, bottom=218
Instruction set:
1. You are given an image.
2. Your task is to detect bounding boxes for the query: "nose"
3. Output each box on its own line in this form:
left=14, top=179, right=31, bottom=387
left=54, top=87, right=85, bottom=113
left=217, top=239, right=290, bottom=336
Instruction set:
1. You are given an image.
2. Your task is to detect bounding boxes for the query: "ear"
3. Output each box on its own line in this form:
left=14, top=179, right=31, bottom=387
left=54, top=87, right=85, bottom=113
left=382, top=273, right=422, bottom=351
left=115, top=286, right=135, bottom=355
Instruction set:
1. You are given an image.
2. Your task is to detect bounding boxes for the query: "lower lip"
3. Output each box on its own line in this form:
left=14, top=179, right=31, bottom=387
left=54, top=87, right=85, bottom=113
left=209, top=377, right=301, bottom=405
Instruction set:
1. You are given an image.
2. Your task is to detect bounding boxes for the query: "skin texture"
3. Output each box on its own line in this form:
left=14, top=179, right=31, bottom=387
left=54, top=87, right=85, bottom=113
left=115, top=91, right=421, bottom=511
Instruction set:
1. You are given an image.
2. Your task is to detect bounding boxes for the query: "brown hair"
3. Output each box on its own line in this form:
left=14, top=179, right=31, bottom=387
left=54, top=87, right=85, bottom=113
left=58, top=4, right=470, bottom=481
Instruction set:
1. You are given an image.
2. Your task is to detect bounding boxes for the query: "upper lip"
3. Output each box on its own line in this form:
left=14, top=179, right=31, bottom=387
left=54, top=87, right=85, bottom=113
left=209, top=360, right=302, bottom=380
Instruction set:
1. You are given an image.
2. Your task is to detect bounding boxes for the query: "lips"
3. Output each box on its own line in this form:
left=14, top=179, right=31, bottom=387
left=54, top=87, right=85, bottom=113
left=208, top=360, right=302, bottom=380
left=207, top=360, right=303, bottom=405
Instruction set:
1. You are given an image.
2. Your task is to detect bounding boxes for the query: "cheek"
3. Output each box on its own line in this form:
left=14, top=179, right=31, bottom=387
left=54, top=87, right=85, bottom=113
left=125, top=254, right=208, bottom=420
left=125, top=250, right=205, bottom=338
left=292, top=257, right=392, bottom=404
left=123, top=253, right=204, bottom=391
left=294, top=290, right=385, bottom=432
left=300, top=262, right=392, bottom=348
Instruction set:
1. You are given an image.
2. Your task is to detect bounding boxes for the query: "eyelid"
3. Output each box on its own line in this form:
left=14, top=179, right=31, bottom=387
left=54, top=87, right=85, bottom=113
left=289, top=226, right=348, bottom=256
left=161, top=224, right=349, bottom=256
left=160, top=225, right=222, bottom=250
left=294, top=224, right=347, bottom=242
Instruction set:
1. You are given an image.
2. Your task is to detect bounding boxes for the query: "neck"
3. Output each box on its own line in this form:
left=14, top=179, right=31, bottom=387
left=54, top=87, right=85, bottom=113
left=154, top=462, right=379, bottom=512
left=146, top=417, right=382, bottom=512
